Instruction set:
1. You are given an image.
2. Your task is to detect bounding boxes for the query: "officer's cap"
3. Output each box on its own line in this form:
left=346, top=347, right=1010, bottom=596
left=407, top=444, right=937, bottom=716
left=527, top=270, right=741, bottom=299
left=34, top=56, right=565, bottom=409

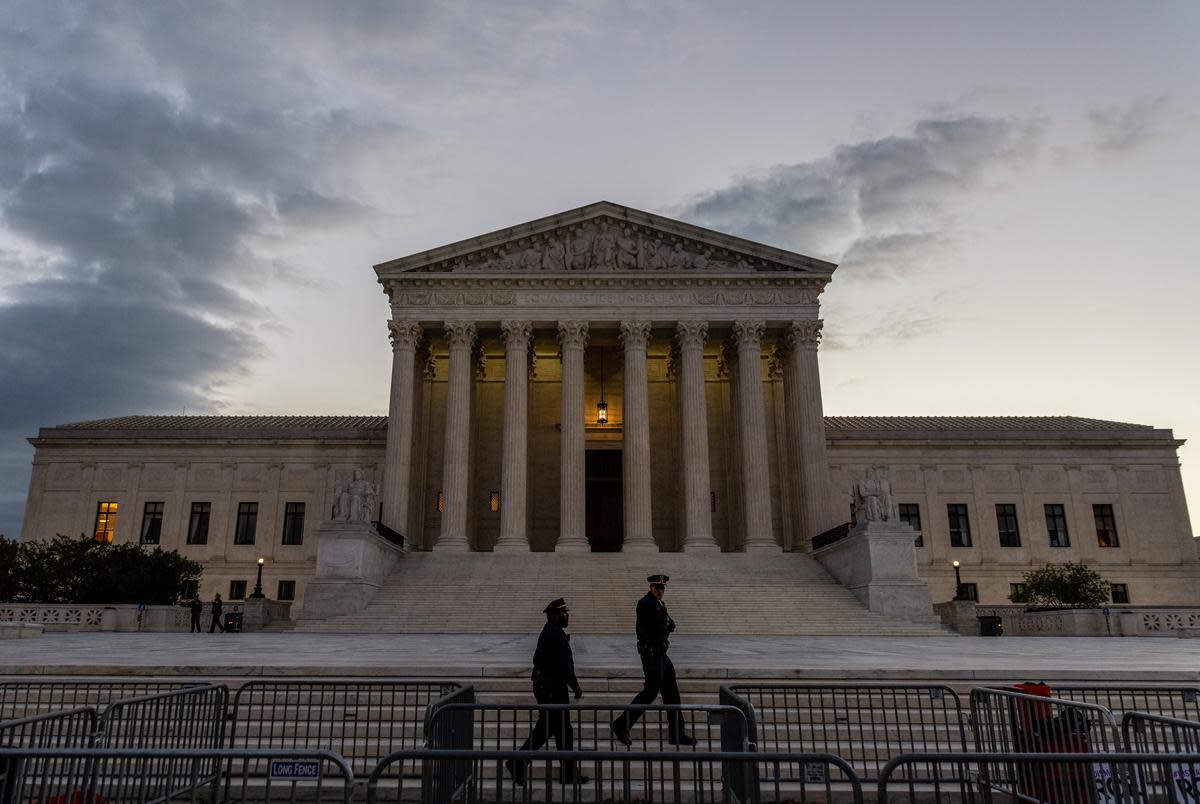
left=647, top=574, right=670, bottom=586
left=543, top=597, right=570, bottom=614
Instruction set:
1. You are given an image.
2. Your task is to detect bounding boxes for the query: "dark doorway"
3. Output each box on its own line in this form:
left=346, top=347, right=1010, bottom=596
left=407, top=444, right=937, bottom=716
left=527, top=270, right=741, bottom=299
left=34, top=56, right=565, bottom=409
left=586, top=449, right=623, bottom=552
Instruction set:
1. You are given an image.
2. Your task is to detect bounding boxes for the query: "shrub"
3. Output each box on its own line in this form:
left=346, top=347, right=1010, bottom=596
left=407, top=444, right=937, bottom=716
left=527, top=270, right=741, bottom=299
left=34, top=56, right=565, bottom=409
left=1010, top=562, right=1110, bottom=608
left=0, top=534, right=202, bottom=605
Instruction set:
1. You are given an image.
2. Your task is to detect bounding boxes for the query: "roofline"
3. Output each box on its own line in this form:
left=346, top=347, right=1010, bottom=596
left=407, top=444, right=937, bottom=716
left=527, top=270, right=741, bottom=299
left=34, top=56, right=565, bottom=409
left=372, top=200, right=838, bottom=277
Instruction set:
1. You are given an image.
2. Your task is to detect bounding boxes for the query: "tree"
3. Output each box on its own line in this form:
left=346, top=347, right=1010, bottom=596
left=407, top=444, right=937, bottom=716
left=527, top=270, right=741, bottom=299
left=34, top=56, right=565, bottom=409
left=1010, top=562, right=1111, bottom=608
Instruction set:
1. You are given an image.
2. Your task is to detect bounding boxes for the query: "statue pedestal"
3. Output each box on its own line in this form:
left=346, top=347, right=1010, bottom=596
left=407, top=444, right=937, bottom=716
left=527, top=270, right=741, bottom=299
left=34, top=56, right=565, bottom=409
left=298, top=520, right=405, bottom=621
left=812, top=520, right=936, bottom=621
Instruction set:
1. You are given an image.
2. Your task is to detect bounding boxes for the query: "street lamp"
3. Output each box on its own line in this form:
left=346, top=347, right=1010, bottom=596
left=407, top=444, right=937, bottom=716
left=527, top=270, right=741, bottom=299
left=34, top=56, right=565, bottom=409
left=250, top=557, right=266, bottom=599
left=952, top=559, right=965, bottom=601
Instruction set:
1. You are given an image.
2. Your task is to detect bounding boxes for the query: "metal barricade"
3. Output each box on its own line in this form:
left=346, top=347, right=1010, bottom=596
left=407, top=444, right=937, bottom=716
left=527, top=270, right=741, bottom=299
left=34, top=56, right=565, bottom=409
left=0, top=747, right=354, bottom=804
left=0, top=678, right=201, bottom=721
left=878, top=751, right=1200, bottom=803
left=229, top=678, right=462, bottom=779
left=1124, top=711, right=1200, bottom=793
left=1055, top=686, right=1200, bottom=723
left=0, top=710, right=99, bottom=803
left=726, top=683, right=969, bottom=782
left=366, top=748, right=863, bottom=804
left=425, top=702, right=750, bottom=753
left=970, top=687, right=1123, bottom=754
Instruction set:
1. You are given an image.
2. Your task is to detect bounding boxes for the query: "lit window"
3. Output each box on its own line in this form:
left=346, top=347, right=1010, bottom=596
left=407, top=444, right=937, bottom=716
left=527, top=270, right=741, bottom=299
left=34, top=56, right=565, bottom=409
left=187, top=503, right=211, bottom=545
left=1094, top=504, right=1120, bottom=548
left=995, top=504, right=1021, bottom=547
left=140, top=502, right=164, bottom=545
left=489, top=492, right=499, bottom=513
left=235, top=502, right=258, bottom=545
left=436, top=491, right=444, bottom=512
left=93, top=502, right=118, bottom=543
left=1111, top=583, right=1130, bottom=604
left=1045, top=504, right=1070, bottom=547
left=947, top=504, right=972, bottom=547
left=899, top=504, right=922, bottom=546
left=281, top=502, right=305, bottom=545
left=277, top=580, right=296, bottom=601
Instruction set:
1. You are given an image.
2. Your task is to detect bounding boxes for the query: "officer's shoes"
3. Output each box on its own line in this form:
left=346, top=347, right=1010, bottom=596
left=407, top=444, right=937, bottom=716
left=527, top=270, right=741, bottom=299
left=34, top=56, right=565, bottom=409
left=668, top=733, right=698, bottom=747
left=503, top=759, right=527, bottom=786
left=611, top=723, right=632, bottom=747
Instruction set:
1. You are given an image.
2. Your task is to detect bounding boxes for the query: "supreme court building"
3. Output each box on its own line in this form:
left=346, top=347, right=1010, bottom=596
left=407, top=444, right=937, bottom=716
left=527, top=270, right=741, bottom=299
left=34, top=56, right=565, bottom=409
left=18, top=203, right=1198, bottom=617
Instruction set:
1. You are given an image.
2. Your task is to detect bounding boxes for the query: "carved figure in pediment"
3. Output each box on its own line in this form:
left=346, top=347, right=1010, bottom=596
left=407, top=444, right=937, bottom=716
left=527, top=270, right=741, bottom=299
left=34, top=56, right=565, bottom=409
left=692, top=251, right=709, bottom=270
left=542, top=237, right=567, bottom=271
left=642, top=237, right=667, bottom=270
left=570, top=230, right=592, bottom=270
left=616, top=227, right=639, bottom=270
left=667, top=242, right=689, bottom=271
left=592, top=221, right=618, bottom=270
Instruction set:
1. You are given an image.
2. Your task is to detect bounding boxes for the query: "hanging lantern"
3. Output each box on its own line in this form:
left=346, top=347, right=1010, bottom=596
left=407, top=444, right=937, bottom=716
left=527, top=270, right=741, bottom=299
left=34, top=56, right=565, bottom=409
left=597, top=347, right=609, bottom=424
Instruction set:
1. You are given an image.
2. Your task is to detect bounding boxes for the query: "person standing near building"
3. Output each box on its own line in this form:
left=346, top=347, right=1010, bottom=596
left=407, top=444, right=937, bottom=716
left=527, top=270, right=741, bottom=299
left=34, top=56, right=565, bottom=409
left=187, top=596, right=202, bottom=633
left=611, top=574, right=695, bottom=746
left=209, top=593, right=225, bottom=633
left=505, top=598, right=587, bottom=786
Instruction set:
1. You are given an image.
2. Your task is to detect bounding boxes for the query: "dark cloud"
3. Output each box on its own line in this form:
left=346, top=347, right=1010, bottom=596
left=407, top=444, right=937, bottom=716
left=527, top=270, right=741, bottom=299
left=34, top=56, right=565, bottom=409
left=1089, top=95, right=1170, bottom=155
left=676, top=114, right=1045, bottom=273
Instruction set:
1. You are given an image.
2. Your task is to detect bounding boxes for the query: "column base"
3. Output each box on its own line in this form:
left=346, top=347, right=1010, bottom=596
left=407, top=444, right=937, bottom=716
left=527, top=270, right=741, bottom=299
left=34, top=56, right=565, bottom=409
left=744, top=541, right=781, bottom=552
left=555, top=541, right=590, bottom=553
left=434, top=541, right=471, bottom=553
left=623, top=541, right=659, bottom=553
left=683, top=541, right=721, bottom=553
left=491, top=542, right=530, bottom=553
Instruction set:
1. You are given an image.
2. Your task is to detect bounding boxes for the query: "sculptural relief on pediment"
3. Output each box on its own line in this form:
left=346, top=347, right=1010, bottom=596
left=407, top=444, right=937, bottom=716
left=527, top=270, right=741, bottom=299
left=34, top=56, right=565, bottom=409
left=409, top=217, right=790, bottom=274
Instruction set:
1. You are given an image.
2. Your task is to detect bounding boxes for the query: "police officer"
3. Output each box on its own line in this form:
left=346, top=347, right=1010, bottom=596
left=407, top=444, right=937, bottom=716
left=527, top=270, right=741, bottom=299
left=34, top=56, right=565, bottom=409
left=505, top=598, right=588, bottom=786
left=611, top=575, right=695, bottom=746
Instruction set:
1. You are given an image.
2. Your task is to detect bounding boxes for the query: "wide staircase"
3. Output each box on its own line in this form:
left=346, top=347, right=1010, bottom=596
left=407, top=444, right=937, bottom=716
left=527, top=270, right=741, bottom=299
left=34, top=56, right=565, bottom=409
left=293, top=551, right=948, bottom=635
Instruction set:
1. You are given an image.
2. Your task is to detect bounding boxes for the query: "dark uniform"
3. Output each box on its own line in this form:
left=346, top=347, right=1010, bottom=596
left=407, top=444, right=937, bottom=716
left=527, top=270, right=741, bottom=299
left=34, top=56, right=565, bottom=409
left=612, top=575, right=688, bottom=744
left=208, top=595, right=225, bottom=633
left=187, top=598, right=203, bottom=633
left=507, top=598, right=585, bottom=785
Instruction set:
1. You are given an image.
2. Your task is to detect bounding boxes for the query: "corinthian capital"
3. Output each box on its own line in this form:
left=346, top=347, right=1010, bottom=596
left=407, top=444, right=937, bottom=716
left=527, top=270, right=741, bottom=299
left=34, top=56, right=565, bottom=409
left=731, top=319, right=766, bottom=350
left=443, top=320, right=477, bottom=350
left=387, top=320, right=422, bottom=351
left=557, top=320, right=589, bottom=350
left=500, top=320, right=533, bottom=350
left=785, top=319, right=823, bottom=350
left=675, top=321, right=708, bottom=350
left=619, top=321, right=652, bottom=350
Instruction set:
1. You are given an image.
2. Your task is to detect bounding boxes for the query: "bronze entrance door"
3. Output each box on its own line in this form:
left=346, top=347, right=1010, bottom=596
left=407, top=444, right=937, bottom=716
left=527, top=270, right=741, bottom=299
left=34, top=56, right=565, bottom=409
left=585, top=449, right=624, bottom=551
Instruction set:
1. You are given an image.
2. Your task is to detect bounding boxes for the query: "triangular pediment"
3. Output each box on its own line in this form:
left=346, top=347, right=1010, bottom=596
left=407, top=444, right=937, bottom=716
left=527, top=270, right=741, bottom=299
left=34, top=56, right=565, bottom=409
left=374, top=201, right=836, bottom=277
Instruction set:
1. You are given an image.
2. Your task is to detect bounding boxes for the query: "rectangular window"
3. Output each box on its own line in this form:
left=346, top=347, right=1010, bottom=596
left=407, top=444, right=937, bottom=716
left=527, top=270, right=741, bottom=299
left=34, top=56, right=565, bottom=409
left=995, top=503, right=1021, bottom=547
left=229, top=580, right=247, bottom=600
left=947, top=504, right=972, bottom=547
left=93, top=501, right=118, bottom=543
left=489, top=492, right=500, bottom=513
left=899, top=503, right=922, bottom=547
left=1111, top=583, right=1130, bottom=604
left=1010, top=583, right=1026, bottom=601
left=187, top=503, right=211, bottom=545
left=277, top=580, right=296, bottom=601
left=281, top=502, right=305, bottom=546
left=959, top=583, right=979, bottom=602
left=235, top=502, right=258, bottom=545
left=1094, top=504, right=1120, bottom=548
left=140, top=502, right=164, bottom=545
left=436, top=491, right=444, bottom=513
left=1045, top=503, right=1070, bottom=547
left=710, top=492, right=717, bottom=513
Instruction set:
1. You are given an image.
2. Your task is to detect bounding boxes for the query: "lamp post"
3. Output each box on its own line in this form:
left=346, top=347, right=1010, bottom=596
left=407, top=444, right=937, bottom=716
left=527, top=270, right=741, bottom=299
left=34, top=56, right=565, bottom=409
left=952, top=559, right=965, bottom=601
left=250, top=557, right=265, bottom=599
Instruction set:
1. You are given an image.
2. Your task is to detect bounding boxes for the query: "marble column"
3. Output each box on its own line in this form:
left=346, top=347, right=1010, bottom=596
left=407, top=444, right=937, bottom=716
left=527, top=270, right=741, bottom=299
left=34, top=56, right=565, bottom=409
left=557, top=321, right=589, bottom=552
left=620, top=321, right=656, bottom=552
left=676, top=321, right=719, bottom=551
left=438, top=320, right=476, bottom=551
left=495, top=321, right=532, bottom=551
left=732, top=320, right=777, bottom=550
left=382, top=320, right=422, bottom=538
left=783, top=320, right=834, bottom=547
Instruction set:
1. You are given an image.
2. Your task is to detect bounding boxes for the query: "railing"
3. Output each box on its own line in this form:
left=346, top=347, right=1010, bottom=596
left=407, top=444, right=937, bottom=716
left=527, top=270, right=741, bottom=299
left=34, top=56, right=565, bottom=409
left=878, top=751, right=1200, bottom=804
left=1054, top=685, right=1200, bottom=723
left=229, top=678, right=460, bottom=778
left=811, top=522, right=854, bottom=550
left=366, top=748, right=864, bottom=804
left=0, top=678, right=202, bottom=721
left=0, top=747, right=355, bottom=804
left=727, top=683, right=968, bottom=782
left=970, top=687, right=1122, bottom=754
left=0, top=708, right=98, bottom=749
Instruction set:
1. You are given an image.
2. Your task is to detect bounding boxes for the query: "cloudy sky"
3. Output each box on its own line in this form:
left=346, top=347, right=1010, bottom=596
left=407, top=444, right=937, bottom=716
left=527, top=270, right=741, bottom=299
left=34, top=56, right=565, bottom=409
left=1, top=1, right=1197, bottom=537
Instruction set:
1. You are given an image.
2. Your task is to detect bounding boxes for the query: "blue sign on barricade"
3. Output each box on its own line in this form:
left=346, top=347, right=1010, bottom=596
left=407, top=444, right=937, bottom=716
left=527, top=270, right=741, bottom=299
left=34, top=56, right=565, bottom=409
left=269, top=758, right=322, bottom=780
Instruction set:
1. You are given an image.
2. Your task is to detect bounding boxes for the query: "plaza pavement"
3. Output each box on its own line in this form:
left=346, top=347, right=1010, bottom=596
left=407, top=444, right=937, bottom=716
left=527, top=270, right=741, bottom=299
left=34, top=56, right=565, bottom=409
left=2, top=632, right=1199, bottom=681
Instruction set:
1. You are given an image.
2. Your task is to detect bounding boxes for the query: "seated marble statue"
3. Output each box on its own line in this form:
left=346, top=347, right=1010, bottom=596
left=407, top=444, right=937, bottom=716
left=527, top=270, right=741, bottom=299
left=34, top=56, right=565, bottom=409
left=333, top=469, right=379, bottom=524
left=854, top=468, right=897, bottom=524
